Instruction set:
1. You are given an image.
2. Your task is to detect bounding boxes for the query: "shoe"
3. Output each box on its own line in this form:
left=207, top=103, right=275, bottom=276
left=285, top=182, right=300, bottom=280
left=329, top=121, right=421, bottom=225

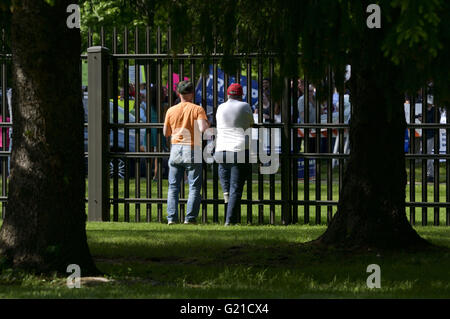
left=168, top=221, right=177, bottom=225
left=184, top=220, right=197, bottom=225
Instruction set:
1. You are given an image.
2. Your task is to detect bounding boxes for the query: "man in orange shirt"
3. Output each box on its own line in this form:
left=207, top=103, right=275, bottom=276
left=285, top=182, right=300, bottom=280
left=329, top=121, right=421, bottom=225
left=163, top=81, right=209, bottom=224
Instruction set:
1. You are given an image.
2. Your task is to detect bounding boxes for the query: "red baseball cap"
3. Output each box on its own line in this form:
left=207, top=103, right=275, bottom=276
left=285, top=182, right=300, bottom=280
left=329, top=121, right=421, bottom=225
left=227, top=83, right=243, bottom=97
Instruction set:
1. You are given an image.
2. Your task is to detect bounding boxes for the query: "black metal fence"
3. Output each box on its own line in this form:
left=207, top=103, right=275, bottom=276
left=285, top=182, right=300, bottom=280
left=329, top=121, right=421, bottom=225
left=1, top=27, right=449, bottom=226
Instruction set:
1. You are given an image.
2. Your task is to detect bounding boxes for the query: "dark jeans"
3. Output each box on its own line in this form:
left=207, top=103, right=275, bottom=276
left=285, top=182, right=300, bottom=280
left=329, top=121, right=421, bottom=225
left=214, top=151, right=251, bottom=225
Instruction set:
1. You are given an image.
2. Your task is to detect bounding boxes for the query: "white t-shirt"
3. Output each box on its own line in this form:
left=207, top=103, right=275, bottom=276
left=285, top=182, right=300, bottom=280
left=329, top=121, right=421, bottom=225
left=215, top=98, right=254, bottom=152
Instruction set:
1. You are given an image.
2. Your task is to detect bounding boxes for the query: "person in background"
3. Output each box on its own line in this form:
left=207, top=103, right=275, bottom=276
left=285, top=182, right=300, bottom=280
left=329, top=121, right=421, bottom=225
left=421, top=95, right=437, bottom=183
left=214, top=83, right=254, bottom=226
left=163, top=81, right=209, bottom=224
left=118, top=83, right=136, bottom=111
left=254, top=78, right=280, bottom=123
left=297, top=79, right=305, bottom=98
left=297, top=84, right=317, bottom=153
left=139, top=86, right=160, bottom=180
left=139, top=83, right=146, bottom=99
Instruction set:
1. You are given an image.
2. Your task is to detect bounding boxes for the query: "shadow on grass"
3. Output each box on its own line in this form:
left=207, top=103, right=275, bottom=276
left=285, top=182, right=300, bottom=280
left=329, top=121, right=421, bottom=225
left=1, top=224, right=450, bottom=298
left=80, top=224, right=450, bottom=298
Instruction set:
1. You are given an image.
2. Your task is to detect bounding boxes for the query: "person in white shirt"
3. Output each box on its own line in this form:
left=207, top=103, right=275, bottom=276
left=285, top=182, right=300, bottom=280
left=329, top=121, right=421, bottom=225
left=214, top=83, right=254, bottom=225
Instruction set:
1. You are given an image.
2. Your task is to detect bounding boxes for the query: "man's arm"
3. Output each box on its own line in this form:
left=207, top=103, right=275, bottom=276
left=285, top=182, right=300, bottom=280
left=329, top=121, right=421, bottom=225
left=196, top=106, right=210, bottom=133
left=163, top=112, right=171, bottom=137
left=197, top=119, right=210, bottom=133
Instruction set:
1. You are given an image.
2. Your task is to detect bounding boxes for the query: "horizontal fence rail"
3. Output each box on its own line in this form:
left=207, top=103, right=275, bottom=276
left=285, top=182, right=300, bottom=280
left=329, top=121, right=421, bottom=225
left=0, top=26, right=449, bottom=226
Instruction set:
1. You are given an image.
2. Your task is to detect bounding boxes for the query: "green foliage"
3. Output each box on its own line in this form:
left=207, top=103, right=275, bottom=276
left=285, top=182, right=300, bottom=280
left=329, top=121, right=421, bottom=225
left=4, top=0, right=450, bottom=100
left=80, top=0, right=147, bottom=28
left=44, top=0, right=56, bottom=6
left=382, top=0, right=450, bottom=100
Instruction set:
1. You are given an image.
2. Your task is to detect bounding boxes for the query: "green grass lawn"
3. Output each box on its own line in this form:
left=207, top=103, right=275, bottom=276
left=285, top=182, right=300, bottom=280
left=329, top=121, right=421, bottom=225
left=1, top=222, right=450, bottom=298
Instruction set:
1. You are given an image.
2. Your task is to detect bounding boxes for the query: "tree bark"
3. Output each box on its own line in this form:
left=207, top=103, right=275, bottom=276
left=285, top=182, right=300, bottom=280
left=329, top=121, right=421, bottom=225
left=0, top=0, right=98, bottom=274
left=316, top=42, right=430, bottom=250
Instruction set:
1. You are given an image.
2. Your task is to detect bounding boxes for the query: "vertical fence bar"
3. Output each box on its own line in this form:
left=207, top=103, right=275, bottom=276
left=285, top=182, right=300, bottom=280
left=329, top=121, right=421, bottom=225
left=421, top=87, right=427, bottom=225
left=304, top=77, right=310, bottom=224
left=135, top=27, right=141, bottom=223
left=269, top=59, right=275, bottom=225
left=222, top=67, right=228, bottom=218
left=201, top=63, right=208, bottom=223
left=167, top=27, right=174, bottom=223
left=87, top=46, right=110, bottom=221
left=156, top=27, right=163, bottom=222
left=315, top=83, right=321, bottom=225
left=145, top=26, right=152, bottom=222
left=123, top=27, right=130, bottom=222
left=433, top=99, right=441, bottom=226
left=1, top=37, right=7, bottom=219
left=327, top=68, right=333, bottom=224
left=88, top=27, right=93, bottom=48
left=179, top=59, right=186, bottom=223
left=338, top=83, right=344, bottom=194
left=212, top=61, right=219, bottom=223
left=189, top=51, right=197, bottom=221
left=246, top=58, right=253, bottom=224
left=281, top=77, right=292, bottom=225
left=409, top=96, right=416, bottom=225
left=112, top=27, right=119, bottom=222
left=257, top=58, right=264, bottom=224
left=100, top=26, right=105, bottom=47
left=235, top=62, right=242, bottom=224
left=292, top=76, right=299, bottom=224
left=434, top=98, right=439, bottom=225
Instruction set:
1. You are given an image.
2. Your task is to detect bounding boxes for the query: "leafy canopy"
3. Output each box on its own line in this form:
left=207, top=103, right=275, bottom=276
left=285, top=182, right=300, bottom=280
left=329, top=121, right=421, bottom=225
left=2, top=0, right=450, bottom=101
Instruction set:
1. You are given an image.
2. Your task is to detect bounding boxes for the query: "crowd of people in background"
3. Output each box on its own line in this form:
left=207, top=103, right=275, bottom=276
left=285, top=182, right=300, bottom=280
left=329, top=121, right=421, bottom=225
left=1, top=77, right=444, bottom=224
left=404, top=89, right=442, bottom=183
left=81, top=76, right=444, bottom=189
left=111, top=76, right=354, bottom=182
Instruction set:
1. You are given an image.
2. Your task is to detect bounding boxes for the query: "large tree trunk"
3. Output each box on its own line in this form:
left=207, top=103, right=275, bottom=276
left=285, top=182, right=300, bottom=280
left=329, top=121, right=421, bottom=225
left=0, top=0, right=98, bottom=274
left=316, top=43, right=430, bottom=250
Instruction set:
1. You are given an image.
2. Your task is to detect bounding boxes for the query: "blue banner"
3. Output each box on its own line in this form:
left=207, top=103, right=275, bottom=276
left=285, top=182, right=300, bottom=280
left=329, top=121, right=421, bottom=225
left=194, top=65, right=259, bottom=110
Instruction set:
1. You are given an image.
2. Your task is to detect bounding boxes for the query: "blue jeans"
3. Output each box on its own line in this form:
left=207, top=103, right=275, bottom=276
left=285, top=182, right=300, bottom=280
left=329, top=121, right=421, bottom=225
left=214, top=151, right=251, bottom=225
left=167, top=144, right=202, bottom=222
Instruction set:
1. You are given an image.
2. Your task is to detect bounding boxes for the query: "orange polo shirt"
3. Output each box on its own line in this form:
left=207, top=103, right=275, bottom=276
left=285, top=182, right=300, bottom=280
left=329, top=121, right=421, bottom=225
left=164, top=102, right=208, bottom=146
